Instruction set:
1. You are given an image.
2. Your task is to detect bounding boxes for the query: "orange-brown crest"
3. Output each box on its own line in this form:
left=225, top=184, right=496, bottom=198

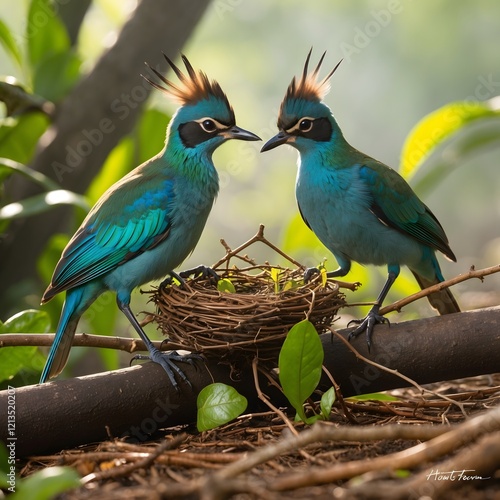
left=282, top=49, right=342, bottom=104
left=143, top=54, right=232, bottom=110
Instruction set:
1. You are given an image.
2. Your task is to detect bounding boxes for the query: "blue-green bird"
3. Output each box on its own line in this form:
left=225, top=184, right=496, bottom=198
left=40, top=54, right=260, bottom=386
left=262, top=50, right=459, bottom=347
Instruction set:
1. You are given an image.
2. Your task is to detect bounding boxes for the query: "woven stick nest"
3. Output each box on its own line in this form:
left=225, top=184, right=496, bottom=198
left=147, top=226, right=348, bottom=363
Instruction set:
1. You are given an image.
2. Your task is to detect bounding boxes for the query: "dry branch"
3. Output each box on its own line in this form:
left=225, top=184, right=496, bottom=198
left=0, top=306, right=499, bottom=457
left=268, top=403, right=500, bottom=491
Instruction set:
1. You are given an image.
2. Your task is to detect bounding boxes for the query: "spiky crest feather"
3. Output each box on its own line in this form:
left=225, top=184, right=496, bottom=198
left=143, top=54, right=233, bottom=113
left=280, top=49, right=342, bottom=114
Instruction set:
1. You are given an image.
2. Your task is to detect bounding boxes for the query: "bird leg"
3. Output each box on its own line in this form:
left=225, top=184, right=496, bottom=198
left=179, top=265, right=219, bottom=283
left=347, top=270, right=397, bottom=349
left=117, top=299, right=199, bottom=390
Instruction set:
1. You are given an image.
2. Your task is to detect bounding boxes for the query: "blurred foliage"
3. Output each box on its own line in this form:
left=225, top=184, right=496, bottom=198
left=1, top=1, right=500, bottom=384
left=0, top=310, right=50, bottom=389
left=401, top=98, right=500, bottom=183
left=0, top=1, right=171, bottom=382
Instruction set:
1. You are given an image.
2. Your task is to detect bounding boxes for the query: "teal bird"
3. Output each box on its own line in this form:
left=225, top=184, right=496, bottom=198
left=40, top=54, right=260, bottom=386
left=262, top=50, right=459, bottom=347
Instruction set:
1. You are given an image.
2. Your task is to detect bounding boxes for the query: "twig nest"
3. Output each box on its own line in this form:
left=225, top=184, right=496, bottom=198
left=147, top=226, right=350, bottom=364
left=150, top=265, right=345, bottom=363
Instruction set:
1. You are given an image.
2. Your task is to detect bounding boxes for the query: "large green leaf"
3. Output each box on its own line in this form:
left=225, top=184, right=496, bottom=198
left=0, top=19, right=22, bottom=67
left=412, top=121, right=500, bottom=195
left=11, top=466, right=80, bottom=500
left=136, top=108, right=170, bottom=164
left=32, top=51, right=81, bottom=102
left=278, top=320, right=324, bottom=423
left=197, top=383, right=248, bottom=431
left=0, top=113, right=50, bottom=164
left=0, top=189, right=89, bottom=221
left=0, top=310, right=51, bottom=383
left=0, top=158, right=59, bottom=191
left=27, top=0, right=70, bottom=69
left=86, top=138, right=135, bottom=205
left=400, top=98, right=500, bottom=180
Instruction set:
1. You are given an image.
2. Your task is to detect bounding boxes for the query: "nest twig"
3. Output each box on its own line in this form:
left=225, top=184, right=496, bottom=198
left=147, top=225, right=348, bottom=363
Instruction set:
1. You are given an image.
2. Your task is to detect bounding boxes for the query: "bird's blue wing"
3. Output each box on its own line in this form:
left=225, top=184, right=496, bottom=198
left=359, top=162, right=455, bottom=260
left=43, top=172, right=175, bottom=300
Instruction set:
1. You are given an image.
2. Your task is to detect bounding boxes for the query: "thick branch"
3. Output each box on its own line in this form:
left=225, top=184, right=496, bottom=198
left=0, top=306, right=498, bottom=457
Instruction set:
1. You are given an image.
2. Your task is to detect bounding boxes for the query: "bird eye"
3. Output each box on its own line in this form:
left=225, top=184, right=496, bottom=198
left=200, top=119, right=217, bottom=133
left=299, top=119, right=313, bottom=132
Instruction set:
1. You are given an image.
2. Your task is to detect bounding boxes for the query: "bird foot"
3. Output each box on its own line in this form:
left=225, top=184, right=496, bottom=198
left=159, top=271, right=185, bottom=290
left=130, top=348, right=203, bottom=391
left=347, top=308, right=390, bottom=350
left=179, top=265, right=219, bottom=283
left=304, top=267, right=320, bottom=283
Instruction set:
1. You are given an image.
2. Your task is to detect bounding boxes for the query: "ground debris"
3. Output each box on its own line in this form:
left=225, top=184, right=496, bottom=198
left=20, top=374, right=500, bottom=499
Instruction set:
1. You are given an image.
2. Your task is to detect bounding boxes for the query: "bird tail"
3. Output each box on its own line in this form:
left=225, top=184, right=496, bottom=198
left=40, top=289, right=83, bottom=383
left=411, top=271, right=460, bottom=315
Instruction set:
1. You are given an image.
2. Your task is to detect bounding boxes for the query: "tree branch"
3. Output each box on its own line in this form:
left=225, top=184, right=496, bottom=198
left=0, top=306, right=498, bottom=457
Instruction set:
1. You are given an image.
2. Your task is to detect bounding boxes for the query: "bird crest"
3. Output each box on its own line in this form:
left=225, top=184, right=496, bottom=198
left=281, top=49, right=342, bottom=106
left=143, top=54, right=233, bottom=112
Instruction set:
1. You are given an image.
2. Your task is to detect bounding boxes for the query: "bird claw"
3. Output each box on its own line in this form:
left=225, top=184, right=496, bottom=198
left=179, top=265, right=219, bottom=284
left=304, top=267, right=320, bottom=283
left=347, top=308, right=390, bottom=350
left=159, top=271, right=185, bottom=290
left=130, top=348, right=202, bottom=391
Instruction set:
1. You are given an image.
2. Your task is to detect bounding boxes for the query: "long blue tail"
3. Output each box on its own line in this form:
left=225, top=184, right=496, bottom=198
left=40, top=288, right=84, bottom=383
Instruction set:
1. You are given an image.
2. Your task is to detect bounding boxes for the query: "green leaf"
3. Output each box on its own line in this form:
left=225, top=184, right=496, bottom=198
left=278, top=320, right=324, bottom=423
left=317, top=260, right=328, bottom=287
left=412, top=122, right=500, bottom=195
left=12, top=466, right=80, bottom=500
left=394, top=469, right=411, bottom=478
left=0, top=190, right=89, bottom=220
left=197, top=383, right=247, bottom=431
left=0, top=310, right=51, bottom=383
left=86, top=138, right=134, bottom=205
left=0, top=158, right=59, bottom=191
left=400, top=98, right=500, bottom=180
left=0, top=310, right=52, bottom=335
left=217, top=278, right=236, bottom=293
left=347, top=392, right=399, bottom=402
left=136, top=108, right=170, bottom=164
left=32, top=51, right=81, bottom=101
left=27, top=0, right=70, bottom=69
left=271, top=267, right=281, bottom=293
left=320, top=387, right=336, bottom=419
left=0, top=113, right=50, bottom=164
left=282, top=280, right=299, bottom=291
left=0, top=19, right=22, bottom=67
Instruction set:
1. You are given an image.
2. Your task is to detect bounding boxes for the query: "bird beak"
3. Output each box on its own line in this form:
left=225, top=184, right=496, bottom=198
left=221, top=126, right=261, bottom=142
left=260, top=131, right=293, bottom=152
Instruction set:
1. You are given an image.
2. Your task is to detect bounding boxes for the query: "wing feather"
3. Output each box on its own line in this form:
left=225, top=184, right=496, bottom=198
left=42, top=170, right=175, bottom=302
left=359, top=163, right=456, bottom=261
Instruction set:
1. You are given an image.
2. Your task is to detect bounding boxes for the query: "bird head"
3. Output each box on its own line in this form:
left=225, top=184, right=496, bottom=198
left=261, top=50, right=342, bottom=154
left=144, top=54, right=260, bottom=154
